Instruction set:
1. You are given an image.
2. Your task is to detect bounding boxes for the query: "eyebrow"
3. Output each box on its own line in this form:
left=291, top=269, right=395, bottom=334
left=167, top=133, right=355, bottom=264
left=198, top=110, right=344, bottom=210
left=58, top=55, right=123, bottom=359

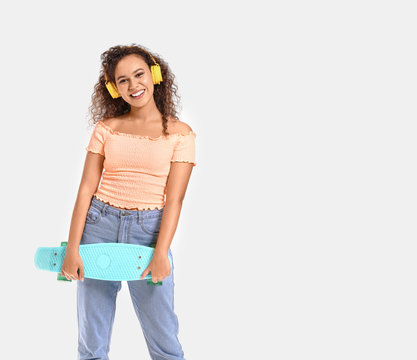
left=116, top=68, right=144, bottom=81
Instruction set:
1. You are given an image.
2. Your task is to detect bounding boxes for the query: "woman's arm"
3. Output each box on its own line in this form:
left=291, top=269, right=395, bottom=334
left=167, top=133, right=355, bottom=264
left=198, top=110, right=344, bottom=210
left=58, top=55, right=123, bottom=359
left=140, top=161, right=194, bottom=282
left=61, top=151, right=104, bottom=281
left=155, top=161, right=194, bottom=255
left=66, top=151, right=104, bottom=254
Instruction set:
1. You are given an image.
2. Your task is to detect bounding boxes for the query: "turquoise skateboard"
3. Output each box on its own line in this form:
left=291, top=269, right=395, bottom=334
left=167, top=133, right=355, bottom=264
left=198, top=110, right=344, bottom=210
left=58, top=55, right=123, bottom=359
left=34, top=242, right=172, bottom=286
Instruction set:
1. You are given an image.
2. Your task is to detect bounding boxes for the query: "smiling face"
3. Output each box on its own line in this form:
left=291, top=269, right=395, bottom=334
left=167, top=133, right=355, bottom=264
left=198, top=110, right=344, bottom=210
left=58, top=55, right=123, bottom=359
left=114, top=54, right=154, bottom=107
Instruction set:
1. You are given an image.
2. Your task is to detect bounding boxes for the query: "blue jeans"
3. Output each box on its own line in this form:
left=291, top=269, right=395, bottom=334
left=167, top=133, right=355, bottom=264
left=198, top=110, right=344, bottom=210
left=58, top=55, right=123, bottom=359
left=77, top=196, right=185, bottom=360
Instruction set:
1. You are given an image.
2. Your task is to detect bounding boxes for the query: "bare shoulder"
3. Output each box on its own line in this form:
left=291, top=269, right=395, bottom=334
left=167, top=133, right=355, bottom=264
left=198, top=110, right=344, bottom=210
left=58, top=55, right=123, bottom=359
left=101, top=117, right=117, bottom=128
left=101, top=116, right=193, bottom=135
left=167, top=117, right=194, bottom=134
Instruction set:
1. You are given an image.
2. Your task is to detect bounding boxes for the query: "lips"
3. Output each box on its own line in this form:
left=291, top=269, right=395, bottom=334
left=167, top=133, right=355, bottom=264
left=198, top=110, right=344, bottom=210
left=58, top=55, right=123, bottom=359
left=130, top=89, right=145, bottom=98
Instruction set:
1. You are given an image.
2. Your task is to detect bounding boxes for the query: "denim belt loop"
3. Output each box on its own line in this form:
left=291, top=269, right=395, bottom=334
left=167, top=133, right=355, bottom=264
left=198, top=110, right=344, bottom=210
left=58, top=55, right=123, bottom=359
left=101, top=204, right=108, bottom=216
left=137, top=210, right=141, bottom=224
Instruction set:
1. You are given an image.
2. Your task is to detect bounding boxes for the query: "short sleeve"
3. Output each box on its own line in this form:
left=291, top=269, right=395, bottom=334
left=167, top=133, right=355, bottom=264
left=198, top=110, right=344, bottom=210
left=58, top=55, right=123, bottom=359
left=170, top=132, right=197, bottom=167
left=85, top=122, right=107, bottom=156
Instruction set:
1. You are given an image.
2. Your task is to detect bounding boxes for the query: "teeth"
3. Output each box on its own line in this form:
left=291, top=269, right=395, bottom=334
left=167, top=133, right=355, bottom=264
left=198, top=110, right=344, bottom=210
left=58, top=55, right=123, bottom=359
left=131, top=90, right=144, bottom=97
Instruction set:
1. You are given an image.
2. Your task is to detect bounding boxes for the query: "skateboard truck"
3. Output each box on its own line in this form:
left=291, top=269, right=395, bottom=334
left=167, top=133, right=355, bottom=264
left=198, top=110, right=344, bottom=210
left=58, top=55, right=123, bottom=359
left=56, top=242, right=162, bottom=286
left=57, top=242, right=72, bottom=282
left=147, top=243, right=163, bottom=286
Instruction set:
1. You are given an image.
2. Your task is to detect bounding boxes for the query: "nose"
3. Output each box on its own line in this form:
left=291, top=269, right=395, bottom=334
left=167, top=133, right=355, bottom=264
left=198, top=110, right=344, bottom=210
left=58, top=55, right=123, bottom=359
left=128, top=81, right=136, bottom=90
left=128, top=79, right=141, bottom=89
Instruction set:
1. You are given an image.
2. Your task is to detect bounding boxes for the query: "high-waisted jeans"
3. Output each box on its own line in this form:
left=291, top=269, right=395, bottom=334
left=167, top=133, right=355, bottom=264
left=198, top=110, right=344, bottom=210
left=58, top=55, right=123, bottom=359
left=77, top=196, right=185, bottom=360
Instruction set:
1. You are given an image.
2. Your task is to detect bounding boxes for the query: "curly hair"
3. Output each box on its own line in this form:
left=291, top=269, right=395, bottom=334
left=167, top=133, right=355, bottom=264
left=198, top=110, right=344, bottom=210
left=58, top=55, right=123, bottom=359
left=87, top=44, right=182, bottom=136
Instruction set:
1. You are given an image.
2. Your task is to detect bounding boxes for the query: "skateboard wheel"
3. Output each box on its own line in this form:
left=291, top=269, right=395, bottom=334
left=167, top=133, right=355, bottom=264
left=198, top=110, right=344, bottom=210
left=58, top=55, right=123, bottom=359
left=147, top=279, right=162, bottom=286
left=57, top=273, right=72, bottom=282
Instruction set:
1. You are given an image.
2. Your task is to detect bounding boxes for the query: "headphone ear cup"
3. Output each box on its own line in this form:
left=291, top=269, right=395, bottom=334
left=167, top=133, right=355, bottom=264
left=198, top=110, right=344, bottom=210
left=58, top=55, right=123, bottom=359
left=105, top=80, right=121, bottom=98
left=151, top=64, right=163, bottom=84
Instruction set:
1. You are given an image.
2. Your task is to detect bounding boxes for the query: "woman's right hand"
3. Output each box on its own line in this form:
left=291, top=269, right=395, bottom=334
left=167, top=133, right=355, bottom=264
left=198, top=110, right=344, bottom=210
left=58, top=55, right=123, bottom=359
left=61, top=249, right=85, bottom=281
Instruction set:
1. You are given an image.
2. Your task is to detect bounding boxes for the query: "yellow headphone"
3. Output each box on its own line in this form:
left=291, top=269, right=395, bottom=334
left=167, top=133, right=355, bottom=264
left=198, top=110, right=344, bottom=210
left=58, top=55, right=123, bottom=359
left=104, top=50, right=163, bottom=99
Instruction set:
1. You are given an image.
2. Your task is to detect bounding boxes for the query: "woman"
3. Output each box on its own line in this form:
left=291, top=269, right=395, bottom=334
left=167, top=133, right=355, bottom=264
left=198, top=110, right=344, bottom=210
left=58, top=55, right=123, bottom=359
left=61, top=44, right=196, bottom=360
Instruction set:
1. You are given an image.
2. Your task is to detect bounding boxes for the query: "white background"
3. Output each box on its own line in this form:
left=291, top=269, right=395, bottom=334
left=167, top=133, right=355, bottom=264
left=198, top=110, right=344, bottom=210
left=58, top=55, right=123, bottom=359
left=0, top=0, right=416, bottom=359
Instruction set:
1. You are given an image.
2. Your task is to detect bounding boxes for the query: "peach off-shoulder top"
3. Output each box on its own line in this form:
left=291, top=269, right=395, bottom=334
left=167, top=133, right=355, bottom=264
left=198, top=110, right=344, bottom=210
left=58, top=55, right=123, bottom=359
left=85, top=120, right=197, bottom=211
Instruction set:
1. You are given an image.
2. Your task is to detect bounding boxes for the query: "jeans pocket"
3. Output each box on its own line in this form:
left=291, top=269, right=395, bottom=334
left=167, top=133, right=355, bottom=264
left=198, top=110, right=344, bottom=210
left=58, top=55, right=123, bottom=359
left=140, top=214, right=162, bottom=235
left=85, top=206, right=102, bottom=225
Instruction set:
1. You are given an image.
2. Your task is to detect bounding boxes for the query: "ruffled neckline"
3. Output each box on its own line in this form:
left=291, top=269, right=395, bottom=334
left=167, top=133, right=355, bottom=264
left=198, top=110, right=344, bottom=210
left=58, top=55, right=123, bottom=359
left=97, top=120, right=196, bottom=141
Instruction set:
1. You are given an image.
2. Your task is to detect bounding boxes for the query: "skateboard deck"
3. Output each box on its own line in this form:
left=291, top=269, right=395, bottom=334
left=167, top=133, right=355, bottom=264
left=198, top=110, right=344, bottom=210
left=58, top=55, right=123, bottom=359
left=35, top=242, right=172, bottom=283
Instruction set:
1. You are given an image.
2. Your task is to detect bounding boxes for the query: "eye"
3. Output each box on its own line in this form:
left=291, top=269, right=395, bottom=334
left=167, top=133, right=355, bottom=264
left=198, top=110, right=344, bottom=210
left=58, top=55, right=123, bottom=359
left=119, top=73, right=144, bottom=83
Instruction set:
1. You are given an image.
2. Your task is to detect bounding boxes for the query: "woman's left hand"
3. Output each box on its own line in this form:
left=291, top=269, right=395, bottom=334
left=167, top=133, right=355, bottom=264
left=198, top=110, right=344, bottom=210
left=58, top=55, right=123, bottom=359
left=140, top=251, right=171, bottom=283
